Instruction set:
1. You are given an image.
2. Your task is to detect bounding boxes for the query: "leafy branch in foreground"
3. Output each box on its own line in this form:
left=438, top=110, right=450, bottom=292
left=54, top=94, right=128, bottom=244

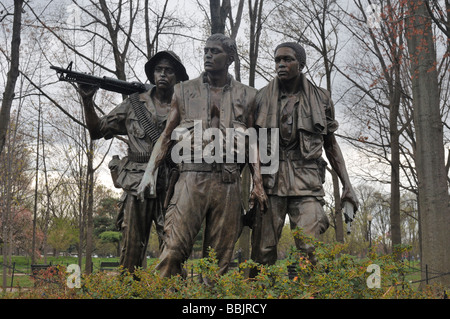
left=4, top=232, right=444, bottom=299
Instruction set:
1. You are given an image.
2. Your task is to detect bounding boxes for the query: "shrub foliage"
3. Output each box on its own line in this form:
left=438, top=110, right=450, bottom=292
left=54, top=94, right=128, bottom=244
left=5, top=230, right=444, bottom=299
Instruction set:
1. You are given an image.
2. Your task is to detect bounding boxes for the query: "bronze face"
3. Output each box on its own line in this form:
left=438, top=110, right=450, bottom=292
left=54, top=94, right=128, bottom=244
left=274, top=47, right=301, bottom=82
left=204, top=40, right=232, bottom=73
left=153, top=58, right=177, bottom=90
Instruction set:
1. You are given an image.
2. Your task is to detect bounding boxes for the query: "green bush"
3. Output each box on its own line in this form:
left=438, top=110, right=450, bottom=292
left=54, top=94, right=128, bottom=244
left=3, top=231, right=444, bottom=299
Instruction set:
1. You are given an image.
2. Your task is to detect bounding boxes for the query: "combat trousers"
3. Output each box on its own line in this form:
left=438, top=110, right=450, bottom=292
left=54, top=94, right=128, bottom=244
left=250, top=195, right=329, bottom=268
left=118, top=193, right=164, bottom=274
left=156, top=170, right=242, bottom=278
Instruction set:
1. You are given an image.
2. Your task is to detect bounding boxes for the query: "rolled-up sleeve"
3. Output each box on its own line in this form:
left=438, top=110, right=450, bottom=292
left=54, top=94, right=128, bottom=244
left=98, top=100, right=129, bottom=139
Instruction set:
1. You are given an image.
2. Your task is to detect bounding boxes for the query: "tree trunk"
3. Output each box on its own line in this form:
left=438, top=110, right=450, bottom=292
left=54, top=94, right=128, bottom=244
left=78, top=148, right=85, bottom=269
left=386, top=0, right=404, bottom=257
left=85, top=140, right=95, bottom=274
left=405, top=0, right=450, bottom=288
left=0, top=0, right=23, bottom=156
left=229, top=0, right=244, bottom=81
left=390, top=108, right=402, bottom=256
left=2, top=128, right=12, bottom=292
left=32, top=101, right=41, bottom=265
left=41, top=108, right=51, bottom=264
left=1, top=0, right=24, bottom=286
left=248, top=0, right=263, bottom=88
left=210, top=0, right=229, bottom=34
left=144, top=0, right=154, bottom=58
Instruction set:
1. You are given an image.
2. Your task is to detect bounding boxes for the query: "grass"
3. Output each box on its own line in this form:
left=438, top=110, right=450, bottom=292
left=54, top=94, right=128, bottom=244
left=401, top=260, right=424, bottom=290
left=0, top=255, right=123, bottom=289
left=0, top=253, right=428, bottom=296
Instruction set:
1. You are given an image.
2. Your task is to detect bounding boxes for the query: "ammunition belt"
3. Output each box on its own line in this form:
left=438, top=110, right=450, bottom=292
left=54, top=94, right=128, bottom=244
left=128, top=150, right=152, bottom=163
left=129, top=92, right=161, bottom=143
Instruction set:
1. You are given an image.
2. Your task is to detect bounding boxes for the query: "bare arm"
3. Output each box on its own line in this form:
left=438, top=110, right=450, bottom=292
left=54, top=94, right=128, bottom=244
left=79, top=85, right=103, bottom=139
left=324, top=133, right=359, bottom=210
left=247, top=99, right=268, bottom=212
left=248, top=151, right=269, bottom=212
left=152, top=95, right=181, bottom=172
left=137, top=95, right=180, bottom=200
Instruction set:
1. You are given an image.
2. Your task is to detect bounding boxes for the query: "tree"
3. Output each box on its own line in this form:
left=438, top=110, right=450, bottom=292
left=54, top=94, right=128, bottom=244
left=425, top=0, right=450, bottom=39
left=0, top=114, right=33, bottom=289
left=0, top=0, right=23, bottom=157
left=346, top=185, right=379, bottom=255
left=247, top=0, right=264, bottom=88
left=210, top=0, right=230, bottom=34
left=0, top=3, right=29, bottom=288
left=405, top=0, right=450, bottom=288
left=99, top=231, right=121, bottom=257
left=327, top=0, right=411, bottom=252
left=26, top=0, right=144, bottom=274
left=401, top=192, right=420, bottom=258
left=9, top=208, right=44, bottom=256
left=93, top=192, right=121, bottom=257
left=93, top=195, right=121, bottom=235
left=47, top=217, right=79, bottom=256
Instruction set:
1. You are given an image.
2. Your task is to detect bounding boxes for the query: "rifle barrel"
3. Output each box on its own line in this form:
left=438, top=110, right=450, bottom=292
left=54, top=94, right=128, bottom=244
left=50, top=65, right=149, bottom=95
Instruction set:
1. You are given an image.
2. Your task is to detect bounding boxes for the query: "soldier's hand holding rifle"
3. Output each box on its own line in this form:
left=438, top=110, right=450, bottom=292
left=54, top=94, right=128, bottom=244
left=77, top=83, right=99, bottom=100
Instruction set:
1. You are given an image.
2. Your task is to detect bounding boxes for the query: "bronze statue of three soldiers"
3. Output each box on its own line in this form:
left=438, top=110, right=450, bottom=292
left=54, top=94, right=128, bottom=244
left=80, top=34, right=358, bottom=277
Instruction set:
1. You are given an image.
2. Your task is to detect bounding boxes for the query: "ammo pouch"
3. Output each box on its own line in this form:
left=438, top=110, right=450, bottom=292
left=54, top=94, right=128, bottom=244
left=317, top=157, right=328, bottom=184
left=108, top=155, right=121, bottom=188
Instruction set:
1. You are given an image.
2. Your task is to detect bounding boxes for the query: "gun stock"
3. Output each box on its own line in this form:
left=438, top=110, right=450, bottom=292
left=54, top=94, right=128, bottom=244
left=50, top=62, right=149, bottom=95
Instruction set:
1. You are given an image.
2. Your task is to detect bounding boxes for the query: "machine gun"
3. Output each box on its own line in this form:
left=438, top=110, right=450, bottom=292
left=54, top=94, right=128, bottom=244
left=50, top=62, right=150, bottom=95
